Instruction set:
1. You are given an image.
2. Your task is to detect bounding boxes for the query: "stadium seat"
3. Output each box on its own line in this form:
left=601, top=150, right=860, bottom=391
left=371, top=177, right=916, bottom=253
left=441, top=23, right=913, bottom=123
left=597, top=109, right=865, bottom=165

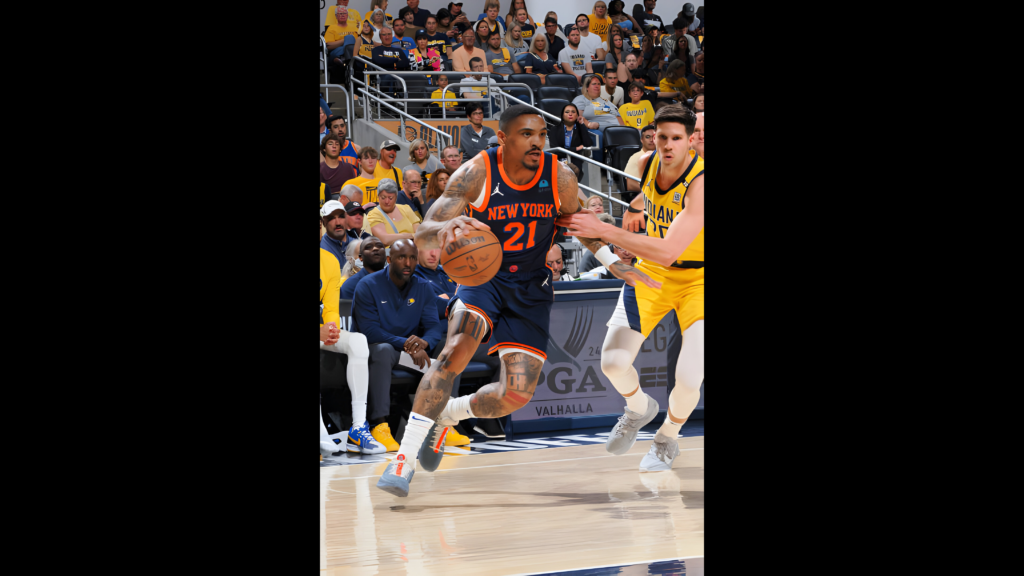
left=508, top=74, right=541, bottom=105
left=500, top=86, right=533, bottom=106
left=545, top=74, right=580, bottom=97
left=403, top=74, right=432, bottom=118
left=602, top=126, right=642, bottom=152
left=591, top=61, right=606, bottom=76
left=539, top=86, right=573, bottom=102
left=489, top=74, right=506, bottom=85
left=607, top=144, right=640, bottom=200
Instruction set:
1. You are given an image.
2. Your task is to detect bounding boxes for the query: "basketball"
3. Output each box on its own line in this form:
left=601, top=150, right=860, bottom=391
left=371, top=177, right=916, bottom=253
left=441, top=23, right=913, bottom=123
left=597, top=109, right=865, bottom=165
left=440, top=229, right=502, bottom=286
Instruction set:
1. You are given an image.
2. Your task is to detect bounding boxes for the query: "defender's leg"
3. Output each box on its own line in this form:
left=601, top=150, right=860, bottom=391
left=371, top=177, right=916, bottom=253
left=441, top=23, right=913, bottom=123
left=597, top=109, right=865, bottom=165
left=641, top=320, right=704, bottom=472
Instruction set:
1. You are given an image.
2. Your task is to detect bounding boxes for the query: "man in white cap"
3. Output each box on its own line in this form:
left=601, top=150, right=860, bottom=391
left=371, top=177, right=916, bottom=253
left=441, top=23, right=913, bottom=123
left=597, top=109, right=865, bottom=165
left=374, top=140, right=405, bottom=189
left=320, top=200, right=352, bottom=267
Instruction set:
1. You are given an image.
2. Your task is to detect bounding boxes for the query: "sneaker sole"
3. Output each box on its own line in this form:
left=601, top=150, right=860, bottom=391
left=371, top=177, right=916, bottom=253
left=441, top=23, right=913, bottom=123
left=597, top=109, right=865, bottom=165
left=376, top=470, right=414, bottom=497
left=606, top=395, right=660, bottom=455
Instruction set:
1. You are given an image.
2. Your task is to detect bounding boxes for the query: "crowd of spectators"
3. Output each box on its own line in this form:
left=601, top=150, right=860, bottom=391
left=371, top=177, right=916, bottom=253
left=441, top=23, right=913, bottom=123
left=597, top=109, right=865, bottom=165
left=321, top=1, right=706, bottom=457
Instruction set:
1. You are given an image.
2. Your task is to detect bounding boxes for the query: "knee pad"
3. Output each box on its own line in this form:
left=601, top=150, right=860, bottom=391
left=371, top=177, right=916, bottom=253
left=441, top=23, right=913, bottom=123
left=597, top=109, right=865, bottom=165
left=345, top=332, right=369, bottom=360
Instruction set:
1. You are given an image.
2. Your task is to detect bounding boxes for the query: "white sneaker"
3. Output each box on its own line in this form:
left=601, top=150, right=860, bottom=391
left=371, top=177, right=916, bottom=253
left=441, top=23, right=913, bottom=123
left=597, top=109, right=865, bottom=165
left=639, top=432, right=680, bottom=472
left=320, top=440, right=341, bottom=456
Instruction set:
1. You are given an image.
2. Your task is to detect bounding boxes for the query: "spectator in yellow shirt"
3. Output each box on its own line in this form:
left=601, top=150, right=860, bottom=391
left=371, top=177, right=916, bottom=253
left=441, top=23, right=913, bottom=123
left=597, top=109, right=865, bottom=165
left=325, top=0, right=362, bottom=32
left=326, top=6, right=361, bottom=65
left=658, top=60, right=693, bottom=99
left=363, top=179, right=421, bottom=248
left=431, top=74, right=458, bottom=112
left=618, top=82, right=655, bottom=129
left=346, top=147, right=383, bottom=205
left=590, top=2, right=613, bottom=42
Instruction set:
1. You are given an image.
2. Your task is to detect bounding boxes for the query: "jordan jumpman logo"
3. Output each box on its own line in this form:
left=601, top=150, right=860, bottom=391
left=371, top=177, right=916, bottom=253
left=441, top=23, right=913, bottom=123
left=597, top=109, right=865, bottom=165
left=491, top=184, right=503, bottom=197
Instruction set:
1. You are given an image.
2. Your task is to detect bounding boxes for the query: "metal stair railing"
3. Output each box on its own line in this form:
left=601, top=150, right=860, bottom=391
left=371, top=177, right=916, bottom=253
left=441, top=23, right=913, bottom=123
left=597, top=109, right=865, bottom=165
left=356, top=88, right=454, bottom=150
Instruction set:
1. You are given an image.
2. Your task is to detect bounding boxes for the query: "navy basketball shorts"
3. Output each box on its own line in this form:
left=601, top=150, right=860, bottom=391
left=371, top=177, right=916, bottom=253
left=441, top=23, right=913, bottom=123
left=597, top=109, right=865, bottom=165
left=446, top=269, right=554, bottom=361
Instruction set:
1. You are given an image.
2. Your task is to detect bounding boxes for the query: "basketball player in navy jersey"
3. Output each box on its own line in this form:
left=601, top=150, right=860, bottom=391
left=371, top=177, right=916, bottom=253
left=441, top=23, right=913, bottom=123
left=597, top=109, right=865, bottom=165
left=377, top=105, right=661, bottom=497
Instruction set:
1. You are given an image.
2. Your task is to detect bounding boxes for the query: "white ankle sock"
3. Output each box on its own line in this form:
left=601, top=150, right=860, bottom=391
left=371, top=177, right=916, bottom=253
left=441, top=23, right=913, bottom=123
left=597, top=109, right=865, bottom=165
left=446, top=395, right=476, bottom=423
left=351, top=401, right=366, bottom=430
left=624, top=387, right=649, bottom=415
left=396, top=411, right=435, bottom=463
left=658, top=411, right=685, bottom=438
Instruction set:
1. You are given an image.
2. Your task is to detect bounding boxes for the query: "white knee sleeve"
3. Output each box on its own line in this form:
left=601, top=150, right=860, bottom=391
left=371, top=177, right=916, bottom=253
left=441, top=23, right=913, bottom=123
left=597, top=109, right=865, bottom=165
left=332, top=331, right=369, bottom=428
left=600, top=324, right=647, bottom=395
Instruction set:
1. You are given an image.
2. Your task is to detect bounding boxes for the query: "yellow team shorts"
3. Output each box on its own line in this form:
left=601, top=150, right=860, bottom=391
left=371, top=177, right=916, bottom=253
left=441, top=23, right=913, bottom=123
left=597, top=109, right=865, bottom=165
left=607, top=262, right=704, bottom=337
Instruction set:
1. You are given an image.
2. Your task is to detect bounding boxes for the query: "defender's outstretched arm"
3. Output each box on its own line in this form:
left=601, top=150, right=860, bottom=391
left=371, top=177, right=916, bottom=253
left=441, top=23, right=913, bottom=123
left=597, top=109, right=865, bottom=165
left=555, top=163, right=662, bottom=289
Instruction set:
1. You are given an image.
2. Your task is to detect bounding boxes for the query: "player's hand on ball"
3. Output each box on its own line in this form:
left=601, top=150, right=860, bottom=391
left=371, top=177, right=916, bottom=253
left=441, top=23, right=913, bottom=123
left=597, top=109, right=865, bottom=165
left=555, top=209, right=606, bottom=238
left=607, top=262, right=662, bottom=289
left=438, top=216, right=491, bottom=249
left=410, top=349, right=432, bottom=370
left=622, top=208, right=645, bottom=232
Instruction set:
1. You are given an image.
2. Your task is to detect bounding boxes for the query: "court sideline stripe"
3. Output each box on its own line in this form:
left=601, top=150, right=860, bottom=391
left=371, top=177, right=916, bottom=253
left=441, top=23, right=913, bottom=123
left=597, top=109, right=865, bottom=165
left=328, top=448, right=705, bottom=480
left=506, top=555, right=706, bottom=576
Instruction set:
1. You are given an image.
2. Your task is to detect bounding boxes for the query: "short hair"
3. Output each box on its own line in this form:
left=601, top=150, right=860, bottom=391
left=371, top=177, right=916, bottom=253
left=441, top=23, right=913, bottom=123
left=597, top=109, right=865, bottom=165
left=327, top=114, right=346, bottom=128
left=361, top=235, right=385, bottom=254
left=469, top=56, right=484, bottom=68
left=463, top=27, right=476, bottom=37
left=640, top=124, right=655, bottom=137
left=465, top=101, right=485, bottom=116
left=321, top=133, right=343, bottom=154
left=358, top=146, right=379, bottom=160
left=426, top=15, right=437, bottom=23
left=377, top=178, right=399, bottom=196
left=484, top=0, right=500, bottom=11
left=544, top=16, right=558, bottom=26
left=398, top=6, right=412, bottom=18
left=441, top=145, right=460, bottom=158
left=379, top=26, right=393, bottom=36
left=575, top=14, right=590, bottom=24
left=624, top=52, right=638, bottom=61
left=653, top=104, right=697, bottom=136
left=499, top=104, right=542, bottom=132
left=341, top=184, right=363, bottom=199
left=627, top=81, right=645, bottom=93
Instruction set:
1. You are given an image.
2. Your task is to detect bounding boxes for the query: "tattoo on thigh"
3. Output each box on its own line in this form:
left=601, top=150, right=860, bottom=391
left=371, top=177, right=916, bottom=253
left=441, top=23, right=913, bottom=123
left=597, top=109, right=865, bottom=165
left=455, top=312, right=485, bottom=341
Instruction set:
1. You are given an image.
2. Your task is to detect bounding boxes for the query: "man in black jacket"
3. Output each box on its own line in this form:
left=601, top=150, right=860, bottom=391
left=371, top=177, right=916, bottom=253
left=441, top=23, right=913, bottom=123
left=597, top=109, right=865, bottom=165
left=543, top=17, right=566, bottom=60
left=372, top=27, right=412, bottom=96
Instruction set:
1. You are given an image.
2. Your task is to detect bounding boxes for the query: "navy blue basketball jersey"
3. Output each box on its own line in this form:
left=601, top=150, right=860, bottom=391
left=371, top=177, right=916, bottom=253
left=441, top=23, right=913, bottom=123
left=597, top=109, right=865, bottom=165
left=467, top=146, right=561, bottom=274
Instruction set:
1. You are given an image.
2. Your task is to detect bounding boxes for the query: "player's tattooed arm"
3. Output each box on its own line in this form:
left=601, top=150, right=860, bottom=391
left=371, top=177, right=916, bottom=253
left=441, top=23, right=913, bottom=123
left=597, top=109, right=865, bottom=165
left=414, top=155, right=491, bottom=251
left=555, top=163, right=662, bottom=289
left=470, top=352, right=544, bottom=417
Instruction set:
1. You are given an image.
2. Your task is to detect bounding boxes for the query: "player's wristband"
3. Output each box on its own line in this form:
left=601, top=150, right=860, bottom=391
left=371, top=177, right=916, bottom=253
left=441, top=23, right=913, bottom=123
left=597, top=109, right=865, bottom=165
left=596, top=245, right=621, bottom=268
left=627, top=205, right=642, bottom=213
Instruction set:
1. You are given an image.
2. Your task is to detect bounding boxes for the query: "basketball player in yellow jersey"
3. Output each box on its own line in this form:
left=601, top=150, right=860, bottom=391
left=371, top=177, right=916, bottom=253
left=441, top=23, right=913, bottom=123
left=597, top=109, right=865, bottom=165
left=557, top=105, right=704, bottom=472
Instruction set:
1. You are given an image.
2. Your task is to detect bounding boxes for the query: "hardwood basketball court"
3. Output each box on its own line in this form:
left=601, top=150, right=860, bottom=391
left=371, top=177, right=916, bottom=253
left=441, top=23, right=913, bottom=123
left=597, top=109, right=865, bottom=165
left=320, top=434, right=705, bottom=575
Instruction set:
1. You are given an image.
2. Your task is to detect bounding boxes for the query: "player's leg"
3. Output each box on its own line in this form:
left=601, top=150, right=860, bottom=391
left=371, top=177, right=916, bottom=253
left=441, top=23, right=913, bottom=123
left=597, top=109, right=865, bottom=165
left=377, top=307, right=489, bottom=497
left=448, top=347, right=545, bottom=419
left=332, top=331, right=385, bottom=454
left=602, top=282, right=668, bottom=454
left=638, top=282, right=704, bottom=471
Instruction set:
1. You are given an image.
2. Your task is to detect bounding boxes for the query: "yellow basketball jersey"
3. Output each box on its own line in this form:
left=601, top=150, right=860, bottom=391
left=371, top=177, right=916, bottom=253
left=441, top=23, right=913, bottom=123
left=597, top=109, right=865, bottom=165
left=640, top=150, right=704, bottom=273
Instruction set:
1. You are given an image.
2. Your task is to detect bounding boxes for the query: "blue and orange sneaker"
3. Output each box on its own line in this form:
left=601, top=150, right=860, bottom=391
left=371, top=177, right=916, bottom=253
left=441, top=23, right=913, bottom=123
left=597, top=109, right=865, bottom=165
left=347, top=422, right=386, bottom=454
left=376, top=454, right=415, bottom=497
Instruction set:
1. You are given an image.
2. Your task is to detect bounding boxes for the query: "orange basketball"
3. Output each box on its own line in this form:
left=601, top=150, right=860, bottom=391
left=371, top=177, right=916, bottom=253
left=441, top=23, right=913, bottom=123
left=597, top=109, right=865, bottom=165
left=440, top=229, right=503, bottom=286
